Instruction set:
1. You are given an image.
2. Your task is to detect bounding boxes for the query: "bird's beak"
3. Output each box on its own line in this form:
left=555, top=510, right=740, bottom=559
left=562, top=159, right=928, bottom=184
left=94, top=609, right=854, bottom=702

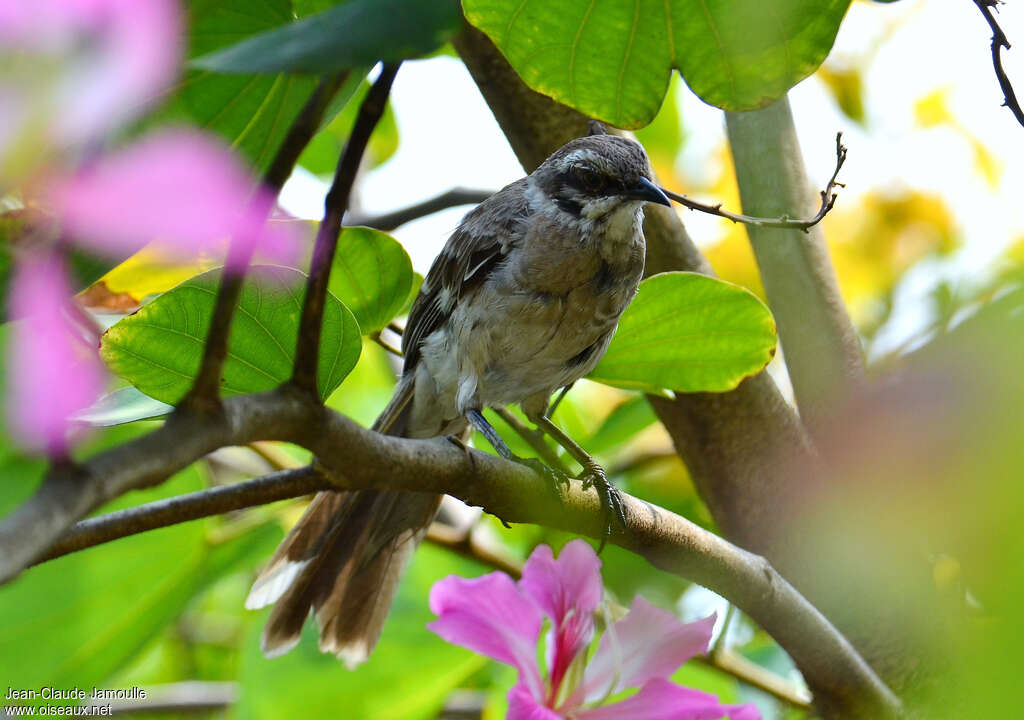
left=627, top=176, right=671, bottom=206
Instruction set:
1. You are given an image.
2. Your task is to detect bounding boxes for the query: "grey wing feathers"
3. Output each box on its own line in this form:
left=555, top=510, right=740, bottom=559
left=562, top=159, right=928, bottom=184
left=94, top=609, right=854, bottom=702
left=402, top=178, right=529, bottom=372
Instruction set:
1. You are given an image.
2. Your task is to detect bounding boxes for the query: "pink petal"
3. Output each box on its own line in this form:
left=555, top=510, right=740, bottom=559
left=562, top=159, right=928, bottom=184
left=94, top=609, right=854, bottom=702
left=5, top=252, right=105, bottom=455
left=577, top=678, right=760, bottom=720
left=0, top=0, right=181, bottom=149
left=521, top=541, right=603, bottom=697
left=583, top=601, right=715, bottom=702
left=521, top=539, right=603, bottom=624
left=47, top=130, right=299, bottom=266
left=428, top=572, right=544, bottom=699
left=507, top=684, right=566, bottom=720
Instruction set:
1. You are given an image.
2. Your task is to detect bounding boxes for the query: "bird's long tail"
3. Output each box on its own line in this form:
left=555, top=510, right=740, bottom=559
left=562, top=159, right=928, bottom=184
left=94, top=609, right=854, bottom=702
left=245, top=375, right=442, bottom=667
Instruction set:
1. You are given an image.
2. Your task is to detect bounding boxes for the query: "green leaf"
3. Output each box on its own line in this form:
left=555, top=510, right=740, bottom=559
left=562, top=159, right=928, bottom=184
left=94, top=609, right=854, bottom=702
left=100, top=266, right=361, bottom=404
left=589, top=272, right=776, bottom=393
left=328, top=228, right=414, bottom=335
left=154, top=0, right=320, bottom=173
left=586, top=396, right=658, bottom=456
left=237, top=545, right=487, bottom=720
left=462, top=0, right=850, bottom=123
left=193, top=0, right=464, bottom=74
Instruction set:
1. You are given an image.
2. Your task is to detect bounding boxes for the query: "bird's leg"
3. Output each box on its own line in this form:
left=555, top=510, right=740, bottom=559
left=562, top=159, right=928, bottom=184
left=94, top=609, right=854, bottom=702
left=466, top=409, right=571, bottom=500
left=529, top=414, right=627, bottom=551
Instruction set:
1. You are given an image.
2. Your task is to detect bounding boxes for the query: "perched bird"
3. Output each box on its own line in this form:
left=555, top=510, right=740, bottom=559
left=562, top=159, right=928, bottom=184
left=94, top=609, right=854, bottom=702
left=245, top=130, right=671, bottom=666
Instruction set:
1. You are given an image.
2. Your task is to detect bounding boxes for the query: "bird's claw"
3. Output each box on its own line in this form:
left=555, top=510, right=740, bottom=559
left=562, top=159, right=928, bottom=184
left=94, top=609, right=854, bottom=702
left=579, top=461, right=626, bottom=552
left=516, top=456, right=571, bottom=502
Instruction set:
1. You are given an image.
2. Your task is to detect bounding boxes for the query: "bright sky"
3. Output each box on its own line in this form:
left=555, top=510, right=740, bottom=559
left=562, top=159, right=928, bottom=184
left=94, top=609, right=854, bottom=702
left=280, top=0, right=1024, bottom=356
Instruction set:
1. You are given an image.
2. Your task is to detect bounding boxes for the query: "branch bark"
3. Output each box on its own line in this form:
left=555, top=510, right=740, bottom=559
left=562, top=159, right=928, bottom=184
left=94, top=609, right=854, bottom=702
left=2, top=388, right=898, bottom=718
left=346, top=188, right=493, bottom=231
left=33, top=466, right=328, bottom=564
left=725, top=100, right=865, bottom=433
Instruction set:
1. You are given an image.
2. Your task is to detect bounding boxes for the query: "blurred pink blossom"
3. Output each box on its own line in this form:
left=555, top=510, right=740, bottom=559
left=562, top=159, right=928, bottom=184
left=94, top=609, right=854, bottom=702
left=46, top=130, right=300, bottom=266
left=0, top=0, right=181, bottom=173
left=6, top=252, right=105, bottom=456
left=429, top=540, right=760, bottom=720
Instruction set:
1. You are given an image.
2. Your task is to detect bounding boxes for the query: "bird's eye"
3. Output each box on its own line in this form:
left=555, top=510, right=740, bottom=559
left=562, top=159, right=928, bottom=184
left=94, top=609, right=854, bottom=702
left=574, top=167, right=606, bottom=194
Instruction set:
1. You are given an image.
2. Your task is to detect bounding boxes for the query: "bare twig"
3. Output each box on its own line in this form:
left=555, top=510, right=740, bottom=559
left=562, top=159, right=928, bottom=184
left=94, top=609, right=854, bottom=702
left=0, top=388, right=900, bottom=718
left=35, top=466, right=327, bottom=564
left=661, top=133, right=847, bottom=233
left=292, top=65, right=401, bottom=395
left=346, top=188, right=494, bottom=231
left=371, top=331, right=403, bottom=357
left=972, top=0, right=1024, bottom=129
left=699, top=650, right=812, bottom=710
left=183, top=74, right=350, bottom=410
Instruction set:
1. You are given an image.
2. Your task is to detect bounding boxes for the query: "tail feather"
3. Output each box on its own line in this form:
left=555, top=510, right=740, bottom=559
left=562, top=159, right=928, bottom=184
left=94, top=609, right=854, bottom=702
left=248, top=376, right=442, bottom=664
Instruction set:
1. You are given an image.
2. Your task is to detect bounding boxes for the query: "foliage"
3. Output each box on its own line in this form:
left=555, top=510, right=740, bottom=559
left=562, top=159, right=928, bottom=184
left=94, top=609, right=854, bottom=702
left=462, top=0, right=851, bottom=125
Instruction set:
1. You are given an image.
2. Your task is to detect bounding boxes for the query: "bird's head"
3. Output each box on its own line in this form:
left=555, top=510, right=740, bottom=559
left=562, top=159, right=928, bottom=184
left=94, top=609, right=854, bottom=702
left=528, top=134, right=670, bottom=223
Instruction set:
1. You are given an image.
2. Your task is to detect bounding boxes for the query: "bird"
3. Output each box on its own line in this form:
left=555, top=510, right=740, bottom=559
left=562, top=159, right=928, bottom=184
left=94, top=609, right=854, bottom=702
left=245, top=129, right=671, bottom=667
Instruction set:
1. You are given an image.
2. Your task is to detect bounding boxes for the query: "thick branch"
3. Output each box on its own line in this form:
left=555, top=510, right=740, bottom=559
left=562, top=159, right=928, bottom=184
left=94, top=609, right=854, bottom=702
left=0, top=389, right=899, bottom=718
left=292, top=65, right=400, bottom=394
left=972, top=0, right=1024, bottom=129
left=661, top=133, right=846, bottom=232
left=725, top=100, right=865, bottom=434
left=183, top=74, right=349, bottom=410
left=346, top=188, right=493, bottom=231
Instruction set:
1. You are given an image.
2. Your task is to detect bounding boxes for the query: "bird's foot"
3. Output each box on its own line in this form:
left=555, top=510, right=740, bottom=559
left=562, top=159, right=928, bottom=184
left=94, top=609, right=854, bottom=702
left=515, top=456, right=572, bottom=503
left=579, top=461, right=626, bottom=552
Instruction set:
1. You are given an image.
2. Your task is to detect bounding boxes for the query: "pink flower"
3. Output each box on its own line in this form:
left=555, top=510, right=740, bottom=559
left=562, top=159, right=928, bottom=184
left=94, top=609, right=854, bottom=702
left=45, top=130, right=299, bottom=267
left=0, top=0, right=181, bottom=177
left=6, top=252, right=106, bottom=456
left=429, top=540, right=760, bottom=720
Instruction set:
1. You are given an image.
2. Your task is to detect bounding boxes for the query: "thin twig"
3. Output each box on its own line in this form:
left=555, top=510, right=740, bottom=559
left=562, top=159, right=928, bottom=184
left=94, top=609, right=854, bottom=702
left=371, top=331, right=403, bottom=357
left=972, top=0, right=1024, bottom=128
left=34, top=466, right=327, bottom=565
left=699, top=650, right=812, bottom=710
left=606, top=449, right=676, bottom=477
left=291, top=64, right=401, bottom=395
left=346, top=188, right=494, bottom=231
left=661, top=133, right=847, bottom=233
left=182, top=74, right=350, bottom=411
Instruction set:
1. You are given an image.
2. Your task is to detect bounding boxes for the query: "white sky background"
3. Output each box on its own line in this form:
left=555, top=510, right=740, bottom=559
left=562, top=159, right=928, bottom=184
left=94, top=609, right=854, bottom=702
left=280, top=0, right=1024, bottom=356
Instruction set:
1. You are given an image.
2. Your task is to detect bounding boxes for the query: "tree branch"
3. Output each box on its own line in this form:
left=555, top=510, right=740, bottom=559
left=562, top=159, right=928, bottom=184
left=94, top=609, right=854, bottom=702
left=346, top=188, right=494, bottom=231
left=292, top=64, right=400, bottom=395
left=183, top=74, right=349, bottom=411
left=0, top=388, right=899, bottom=718
left=33, top=466, right=328, bottom=565
left=972, top=0, right=1024, bottom=129
left=661, top=133, right=846, bottom=232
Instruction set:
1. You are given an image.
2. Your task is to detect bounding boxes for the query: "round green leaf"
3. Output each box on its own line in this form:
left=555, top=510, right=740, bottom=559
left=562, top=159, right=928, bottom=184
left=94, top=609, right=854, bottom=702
left=328, top=227, right=414, bottom=335
left=589, top=272, right=777, bottom=393
left=463, top=0, right=851, bottom=124
left=101, top=266, right=361, bottom=404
